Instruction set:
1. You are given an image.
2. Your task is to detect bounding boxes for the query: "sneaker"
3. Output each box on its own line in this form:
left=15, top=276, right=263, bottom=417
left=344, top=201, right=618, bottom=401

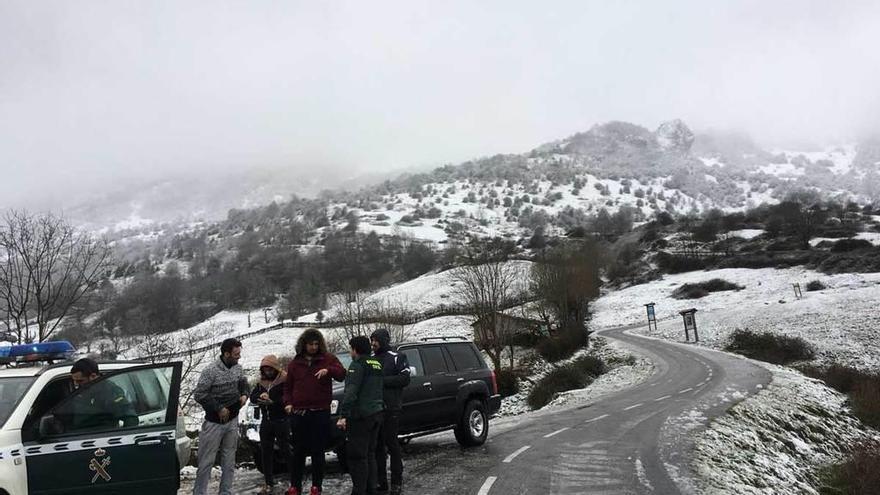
left=390, top=485, right=402, bottom=495
left=286, top=488, right=300, bottom=495
left=309, top=487, right=321, bottom=495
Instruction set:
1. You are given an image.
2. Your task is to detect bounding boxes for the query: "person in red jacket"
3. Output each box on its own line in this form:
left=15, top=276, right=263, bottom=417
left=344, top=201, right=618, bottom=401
left=283, top=328, right=346, bottom=495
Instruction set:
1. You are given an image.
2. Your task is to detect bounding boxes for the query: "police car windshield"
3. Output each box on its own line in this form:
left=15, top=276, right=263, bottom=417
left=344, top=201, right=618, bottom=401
left=0, top=376, right=36, bottom=427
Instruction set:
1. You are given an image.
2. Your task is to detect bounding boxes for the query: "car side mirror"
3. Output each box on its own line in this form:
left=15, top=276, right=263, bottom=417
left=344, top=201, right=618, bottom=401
left=38, top=415, right=62, bottom=438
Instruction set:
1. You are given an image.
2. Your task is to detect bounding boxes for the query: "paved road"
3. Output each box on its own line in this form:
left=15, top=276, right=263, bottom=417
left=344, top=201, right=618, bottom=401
left=182, top=324, right=770, bottom=494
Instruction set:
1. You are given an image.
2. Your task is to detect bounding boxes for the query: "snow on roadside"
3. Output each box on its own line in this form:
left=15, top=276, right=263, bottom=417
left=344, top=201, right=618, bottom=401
left=692, top=363, right=874, bottom=495
left=496, top=336, right=653, bottom=417
left=592, top=267, right=880, bottom=370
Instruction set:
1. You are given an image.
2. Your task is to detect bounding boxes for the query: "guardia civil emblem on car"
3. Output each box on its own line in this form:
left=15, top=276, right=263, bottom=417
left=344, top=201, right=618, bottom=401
left=89, top=448, right=112, bottom=483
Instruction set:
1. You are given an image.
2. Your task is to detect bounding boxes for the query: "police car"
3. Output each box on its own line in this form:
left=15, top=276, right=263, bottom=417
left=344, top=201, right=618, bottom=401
left=0, top=341, right=190, bottom=495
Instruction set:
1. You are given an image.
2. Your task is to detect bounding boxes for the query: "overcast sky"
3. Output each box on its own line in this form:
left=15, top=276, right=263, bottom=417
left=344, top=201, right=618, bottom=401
left=2, top=0, right=879, bottom=208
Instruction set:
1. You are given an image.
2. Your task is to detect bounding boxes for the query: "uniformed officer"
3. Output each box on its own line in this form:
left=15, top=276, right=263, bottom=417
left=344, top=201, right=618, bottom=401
left=337, top=336, right=385, bottom=495
left=67, top=358, right=138, bottom=431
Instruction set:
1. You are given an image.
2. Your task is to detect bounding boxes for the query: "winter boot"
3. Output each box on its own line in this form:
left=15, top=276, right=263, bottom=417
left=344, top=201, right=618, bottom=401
left=309, top=487, right=321, bottom=495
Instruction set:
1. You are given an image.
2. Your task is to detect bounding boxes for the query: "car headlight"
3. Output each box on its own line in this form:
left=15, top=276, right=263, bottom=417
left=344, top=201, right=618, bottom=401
left=330, top=399, right=339, bottom=414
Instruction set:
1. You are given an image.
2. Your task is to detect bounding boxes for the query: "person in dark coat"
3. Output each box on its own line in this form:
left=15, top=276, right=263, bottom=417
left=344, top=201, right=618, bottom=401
left=250, top=354, right=289, bottom=494
left=370, top=329, right=410, bottom=495
left=337, top=335, right=385, bottom=495
left=283, top=329, right=346, bottom=495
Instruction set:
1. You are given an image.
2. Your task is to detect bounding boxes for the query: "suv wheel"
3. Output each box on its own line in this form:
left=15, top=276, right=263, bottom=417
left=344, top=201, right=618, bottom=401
left=454, top=399, right=488, bottom=447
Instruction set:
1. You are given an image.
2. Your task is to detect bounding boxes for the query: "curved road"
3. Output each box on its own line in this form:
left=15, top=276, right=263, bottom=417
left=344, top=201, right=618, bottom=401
left=407, top=324, right=771, bottom=495
left=181, top=324, right=771, bottom=494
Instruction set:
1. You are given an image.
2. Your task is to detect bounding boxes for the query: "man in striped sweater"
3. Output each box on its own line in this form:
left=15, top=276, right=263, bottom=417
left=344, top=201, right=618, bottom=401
left=193, top=338, right=250, bottom=495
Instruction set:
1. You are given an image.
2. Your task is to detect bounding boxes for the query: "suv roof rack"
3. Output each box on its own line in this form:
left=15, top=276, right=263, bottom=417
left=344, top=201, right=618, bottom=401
left=419, top=335, right=469, bottom=342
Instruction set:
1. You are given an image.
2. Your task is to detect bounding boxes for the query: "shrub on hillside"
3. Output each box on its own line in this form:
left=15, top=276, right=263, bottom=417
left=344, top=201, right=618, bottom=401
left=820, top=440, right=880, bottom=495
left=526, top=355, right=606, bottom=410
left=831, top=238, right=873, bottom=252
left=536, top=325, right=589, bottom=362
left=724, top=329, right=815, bottom=365
left=806, top=280, right=826, bottom=291
left=671, top=279, right=744, bottom=299
left=808, top=363, right=880, bottom=429
left=656, top=252, right=708, bottom=274
left=495, top=369, right=520, bottom=398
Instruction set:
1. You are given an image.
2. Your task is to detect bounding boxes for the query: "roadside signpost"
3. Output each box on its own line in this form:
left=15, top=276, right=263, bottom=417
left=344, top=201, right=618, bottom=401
left=793, top=283, right=803, bottom=300
left=645, top=302, right=658, bottom=331
left=679, top=308, right=699, bottom=342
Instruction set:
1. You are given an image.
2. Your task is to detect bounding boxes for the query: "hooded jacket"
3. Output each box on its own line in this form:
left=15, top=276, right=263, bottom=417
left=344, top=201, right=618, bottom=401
left=250, top=354, right=287, bottom=420
left=283, top=329, right=346, bottom=411
left=370, top=328, right=411, bottom=411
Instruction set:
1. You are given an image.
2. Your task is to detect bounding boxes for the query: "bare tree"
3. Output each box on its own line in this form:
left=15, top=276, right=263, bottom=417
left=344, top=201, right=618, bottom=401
left=0, top=211, right=113, bottom=342
left=130, top=324, right=216, bottom=414
left=451, top=256, right=518, bottom=373
left=530, top=240, right=601, bottom=332
left=328, top=287, right=413, bottom=344
left=328, top=285, right=376, bottom=340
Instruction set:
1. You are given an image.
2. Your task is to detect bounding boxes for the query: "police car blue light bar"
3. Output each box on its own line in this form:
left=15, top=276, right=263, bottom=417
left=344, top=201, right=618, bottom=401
left=0, top=341, right=76, bottom=364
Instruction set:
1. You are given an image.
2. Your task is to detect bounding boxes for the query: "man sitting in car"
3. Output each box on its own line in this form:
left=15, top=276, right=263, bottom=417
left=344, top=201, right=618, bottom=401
left=64, top=358, right=138, bottom=431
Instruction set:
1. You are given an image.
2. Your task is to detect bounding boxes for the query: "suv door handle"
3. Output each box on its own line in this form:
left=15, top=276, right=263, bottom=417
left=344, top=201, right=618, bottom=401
left=136, top=437, right=167, bottom=447
left=456, top=378, right=464, bottom=383
left=422, top=382, right=432, bottom=388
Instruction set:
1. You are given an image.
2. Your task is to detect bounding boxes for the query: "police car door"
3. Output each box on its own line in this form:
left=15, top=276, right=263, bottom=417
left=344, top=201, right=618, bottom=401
left=23, top=362, right=182, bottom=495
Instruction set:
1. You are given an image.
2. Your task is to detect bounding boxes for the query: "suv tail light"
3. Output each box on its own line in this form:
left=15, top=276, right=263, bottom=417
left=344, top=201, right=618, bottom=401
left=489, top=369, right=498, bottom=396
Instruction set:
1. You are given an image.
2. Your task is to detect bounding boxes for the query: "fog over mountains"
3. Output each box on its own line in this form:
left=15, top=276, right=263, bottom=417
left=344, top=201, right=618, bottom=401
left=59, top=119, right=880, bottom=237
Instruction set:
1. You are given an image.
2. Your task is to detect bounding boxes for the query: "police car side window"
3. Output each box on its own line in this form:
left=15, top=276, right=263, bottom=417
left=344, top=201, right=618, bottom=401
left=46, top=368, right=174, bottom=436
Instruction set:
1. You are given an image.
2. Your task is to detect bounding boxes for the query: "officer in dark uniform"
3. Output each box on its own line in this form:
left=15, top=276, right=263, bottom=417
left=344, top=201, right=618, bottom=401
left=337, top=336, right=385, bottom=495
left=66, top=358, right=138, bottom=431
left=370, top=329, right=410, bottom=495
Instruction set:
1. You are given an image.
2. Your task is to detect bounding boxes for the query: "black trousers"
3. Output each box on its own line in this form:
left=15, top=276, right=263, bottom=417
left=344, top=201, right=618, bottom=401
left=290, top=410, right=331, bottom=491
left=347, top=412, right=383, bottom=495
left=259, top=418, right=291, bottom=485
left=375, top=410, right=402, bottom=487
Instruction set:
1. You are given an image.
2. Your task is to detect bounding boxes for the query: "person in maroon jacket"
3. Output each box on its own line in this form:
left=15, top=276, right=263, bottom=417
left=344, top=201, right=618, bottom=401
left=283, top=328, right=346, bottom=495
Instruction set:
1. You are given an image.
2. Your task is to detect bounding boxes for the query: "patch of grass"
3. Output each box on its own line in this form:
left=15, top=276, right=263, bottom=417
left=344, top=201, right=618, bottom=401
left=724, top=328, right=815, bottom=365
left=800, top=363, right=880, bottom=429
left=819, top=440, right=880, bottom=495
left=671, top=278, right=744, bottom=299
left=526, top=355, right=606, bottom=410
left=806, top=280, right=827, bottom=291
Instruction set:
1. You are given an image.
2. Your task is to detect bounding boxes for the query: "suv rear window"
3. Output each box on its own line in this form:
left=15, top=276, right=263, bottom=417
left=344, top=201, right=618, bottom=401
left=446, top=343, right=483, bottom=371
left=420, top=346, right=449, bottom=375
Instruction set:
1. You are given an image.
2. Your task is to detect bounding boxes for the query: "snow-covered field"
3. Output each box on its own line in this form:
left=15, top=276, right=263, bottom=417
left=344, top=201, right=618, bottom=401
left=592, top=267, right=880, bottom=370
